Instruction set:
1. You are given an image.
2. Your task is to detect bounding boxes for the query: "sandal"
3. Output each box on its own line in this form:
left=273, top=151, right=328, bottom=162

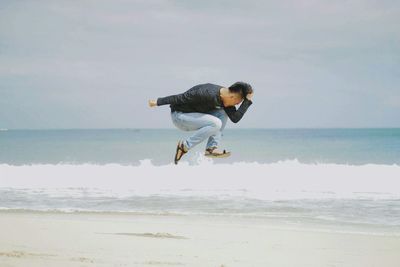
left=204, top=146, right=231, bottom=158
left=174, top=140, right=188, bottom=164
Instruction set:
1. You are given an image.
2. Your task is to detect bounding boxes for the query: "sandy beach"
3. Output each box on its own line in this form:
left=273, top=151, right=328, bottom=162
left=0, top=211, right=399, bottom=267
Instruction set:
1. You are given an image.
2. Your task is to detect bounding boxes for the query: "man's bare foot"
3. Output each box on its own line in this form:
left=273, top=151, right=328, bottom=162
left=174, top=140, right=188, bottom=164
left=205, top=147, right=231, bottom=158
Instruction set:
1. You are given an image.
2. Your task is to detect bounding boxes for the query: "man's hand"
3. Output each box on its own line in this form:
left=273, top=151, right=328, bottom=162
left=246, top=92, right=254, bottom=101
left=148, top=100, right=157, bottom=107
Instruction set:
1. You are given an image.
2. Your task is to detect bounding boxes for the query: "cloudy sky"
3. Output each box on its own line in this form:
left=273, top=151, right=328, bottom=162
left=1, top=0, right=399, bottom=129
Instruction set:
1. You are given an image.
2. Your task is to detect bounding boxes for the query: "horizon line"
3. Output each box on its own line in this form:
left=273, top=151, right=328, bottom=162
left=1, top=127, right=400, bottom=131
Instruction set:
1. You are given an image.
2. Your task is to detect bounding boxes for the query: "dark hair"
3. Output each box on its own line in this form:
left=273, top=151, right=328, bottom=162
left=228, top=81, right=253, bottom=98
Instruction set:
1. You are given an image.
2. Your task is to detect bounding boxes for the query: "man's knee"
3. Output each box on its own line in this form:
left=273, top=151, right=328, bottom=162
left=210, top=110, right=227, bottom=129
left=209, top=117, right=222, bottom=131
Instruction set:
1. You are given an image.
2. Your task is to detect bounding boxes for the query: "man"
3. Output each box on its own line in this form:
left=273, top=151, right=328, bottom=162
left=148, top=82, right=254, bottom=164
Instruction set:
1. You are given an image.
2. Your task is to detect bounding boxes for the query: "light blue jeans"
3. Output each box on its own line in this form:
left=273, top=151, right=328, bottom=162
left=171, top=108, right=228, bottom=151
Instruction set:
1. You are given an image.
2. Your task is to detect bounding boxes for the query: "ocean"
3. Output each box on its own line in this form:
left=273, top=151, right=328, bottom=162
left=1, top=128, right=400, bottom=233
left=1, top=128, right=400, bottom=166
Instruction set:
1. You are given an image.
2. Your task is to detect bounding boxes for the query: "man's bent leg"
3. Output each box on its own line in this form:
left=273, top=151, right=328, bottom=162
left=171, top=111, right=222, bottom=150
left=206, top=109, right=228, bottom=149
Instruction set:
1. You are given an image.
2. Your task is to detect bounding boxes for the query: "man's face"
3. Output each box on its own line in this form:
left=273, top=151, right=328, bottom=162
left=225, top=93, right=243, bottom=107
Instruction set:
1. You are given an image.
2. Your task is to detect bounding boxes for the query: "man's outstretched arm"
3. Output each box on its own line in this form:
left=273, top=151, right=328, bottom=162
left=156, top=92, right=194, bottom=106
left=148, top=92, right=193, bottom=107
left=150, top=85, right=204, bottom=107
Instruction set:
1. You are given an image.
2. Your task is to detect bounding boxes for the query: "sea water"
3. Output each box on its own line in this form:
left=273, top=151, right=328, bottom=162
left=1, top=129, right=400, bottom=233
left=1, top=128, right=400, bottom=165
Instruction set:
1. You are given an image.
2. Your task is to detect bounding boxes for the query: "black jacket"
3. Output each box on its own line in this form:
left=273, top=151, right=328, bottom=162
left=156, top=83, right=252, bottom=123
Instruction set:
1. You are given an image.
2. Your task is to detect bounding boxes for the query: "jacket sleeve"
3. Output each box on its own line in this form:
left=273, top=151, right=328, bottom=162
left=224, top=99, right=253, bottom=123
left=156, top=87, right=199, bottom=106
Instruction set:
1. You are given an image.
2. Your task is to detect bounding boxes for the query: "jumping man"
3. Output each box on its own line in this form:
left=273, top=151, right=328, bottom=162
left=148, top=82, right=254, bottom=164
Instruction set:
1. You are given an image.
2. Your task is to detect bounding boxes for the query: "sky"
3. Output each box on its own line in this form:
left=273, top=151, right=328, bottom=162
left=0, top=0, right=399, bottom=129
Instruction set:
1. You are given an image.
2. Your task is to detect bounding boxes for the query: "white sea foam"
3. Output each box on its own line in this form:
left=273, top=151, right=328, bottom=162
left=1, top=159, right=399, bottom=200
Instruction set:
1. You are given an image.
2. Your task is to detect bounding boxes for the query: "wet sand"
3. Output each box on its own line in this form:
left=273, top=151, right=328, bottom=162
left=0, top=211, right=399, bottom=267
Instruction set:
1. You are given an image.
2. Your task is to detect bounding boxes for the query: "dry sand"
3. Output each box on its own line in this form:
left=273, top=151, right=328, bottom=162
left=0, top=211, right=399, bottom=267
